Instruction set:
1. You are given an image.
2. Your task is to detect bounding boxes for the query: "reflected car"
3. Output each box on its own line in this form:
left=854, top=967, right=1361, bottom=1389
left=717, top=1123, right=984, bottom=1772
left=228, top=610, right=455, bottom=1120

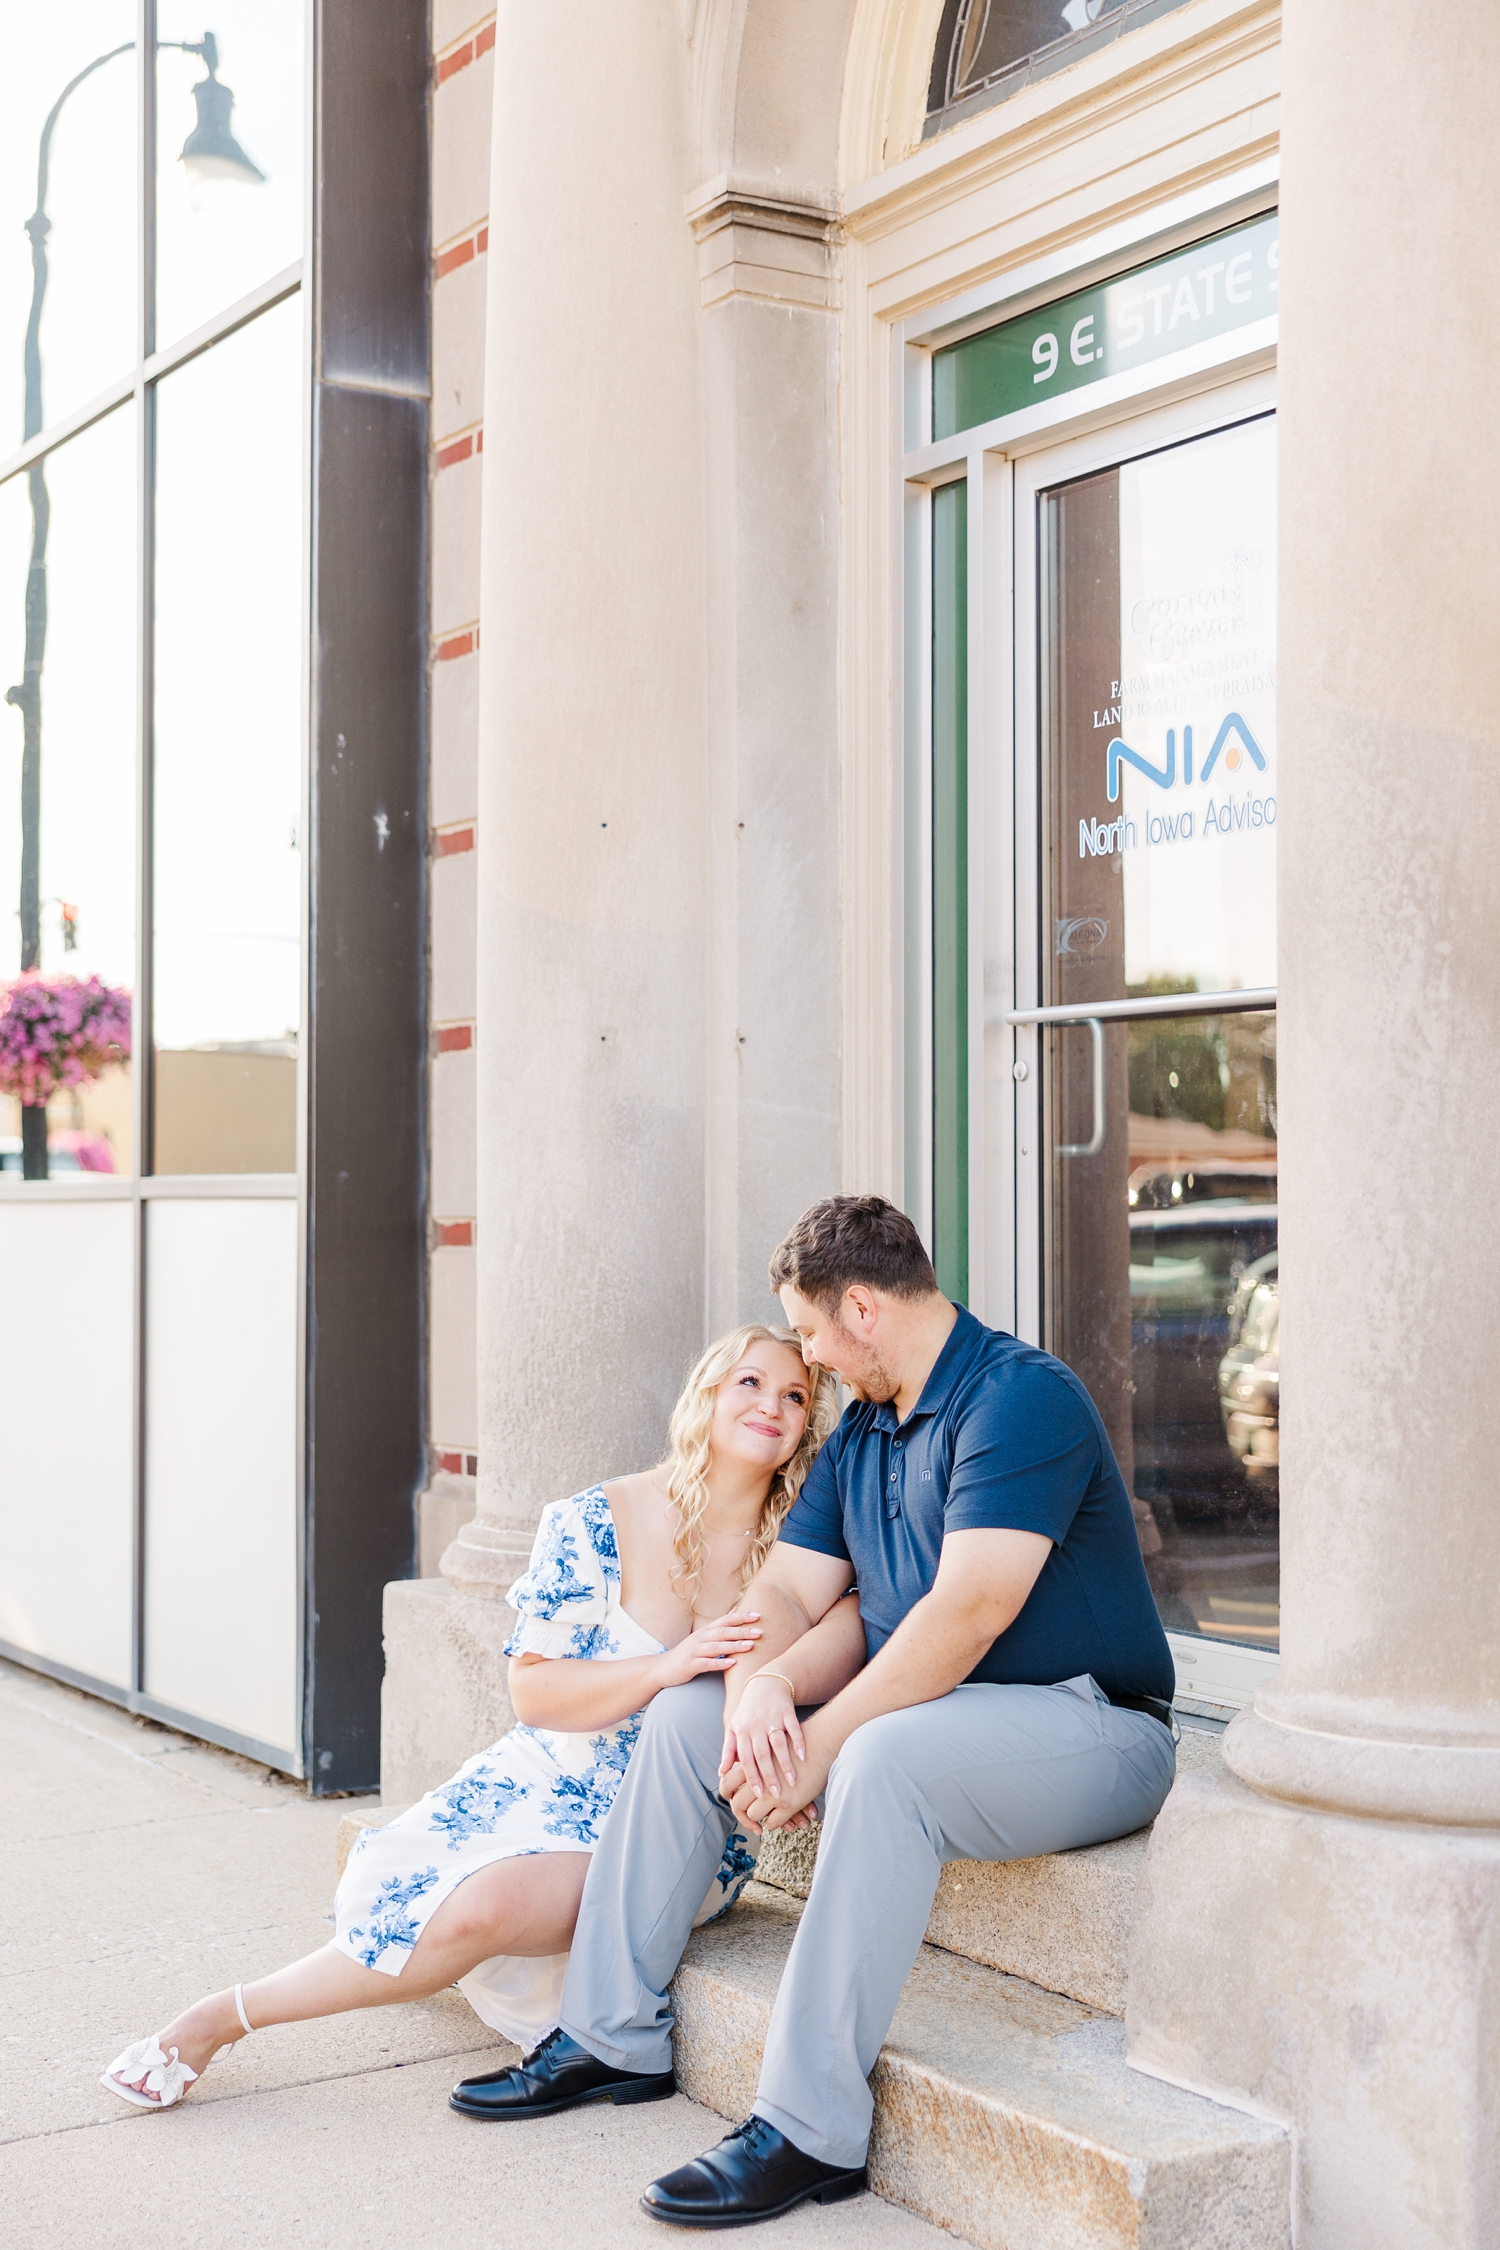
left=1129, top=1200, right=1278, bottom=1511
left=1217, top=1249, right=1279, bottom=1480
left=1128, top=1158, right=1277, bottom=1209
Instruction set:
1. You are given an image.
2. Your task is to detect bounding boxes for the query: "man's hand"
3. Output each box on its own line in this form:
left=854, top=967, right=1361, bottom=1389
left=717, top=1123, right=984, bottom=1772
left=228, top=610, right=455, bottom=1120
left=734, top=1529, right=1054, bottom=1811
left=720, top=1756, right=821, bottom=1835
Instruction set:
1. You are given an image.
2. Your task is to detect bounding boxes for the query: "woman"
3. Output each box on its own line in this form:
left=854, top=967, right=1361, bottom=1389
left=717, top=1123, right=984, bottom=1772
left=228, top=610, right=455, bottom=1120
left=103, top=1323, right=854, bottom=2109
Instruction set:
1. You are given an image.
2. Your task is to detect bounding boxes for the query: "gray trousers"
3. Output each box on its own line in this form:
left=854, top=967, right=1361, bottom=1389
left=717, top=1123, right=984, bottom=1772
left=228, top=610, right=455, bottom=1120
left=559, top=1672, right=1175, bottom=2168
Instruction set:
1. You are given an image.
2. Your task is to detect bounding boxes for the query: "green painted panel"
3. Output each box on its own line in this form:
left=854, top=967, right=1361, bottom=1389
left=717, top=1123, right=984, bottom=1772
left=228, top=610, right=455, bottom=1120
left=932, top=479, right=968, bottom=1305
left=933, top=211, right=1277, bottom=441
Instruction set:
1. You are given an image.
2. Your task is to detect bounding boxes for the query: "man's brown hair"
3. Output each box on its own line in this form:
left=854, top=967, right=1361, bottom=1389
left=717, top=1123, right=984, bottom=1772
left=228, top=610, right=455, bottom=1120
left=768, top=1194, right=940, bottom=1313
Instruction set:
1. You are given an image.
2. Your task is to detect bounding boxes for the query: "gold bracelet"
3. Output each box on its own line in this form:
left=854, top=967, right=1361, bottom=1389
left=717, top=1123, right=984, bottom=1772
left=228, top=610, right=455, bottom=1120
left=756, top=1669, right=797, bottom=1699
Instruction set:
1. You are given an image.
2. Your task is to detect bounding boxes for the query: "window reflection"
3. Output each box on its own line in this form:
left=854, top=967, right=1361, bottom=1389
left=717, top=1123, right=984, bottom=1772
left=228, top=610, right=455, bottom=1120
left=0, top=8, right=137, bottom=437
left=927, top=0, right=1193, bottom=119
left=156, top=3, right=305, bottom=351
left=153, top=295, right=302, bottom=1175
left=1047, top=417, right=1277, bottom=1011
left=0, top=409, right=138, bottom=1175
left=1047, top=1010, right=1279, bottom=1651
left=1041, top=413, right=1279, bottom=1652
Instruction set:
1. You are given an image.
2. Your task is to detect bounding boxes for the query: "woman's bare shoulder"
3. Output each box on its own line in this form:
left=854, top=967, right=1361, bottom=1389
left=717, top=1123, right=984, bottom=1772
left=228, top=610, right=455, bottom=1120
left=599, top=1469, right=669, bottom=1524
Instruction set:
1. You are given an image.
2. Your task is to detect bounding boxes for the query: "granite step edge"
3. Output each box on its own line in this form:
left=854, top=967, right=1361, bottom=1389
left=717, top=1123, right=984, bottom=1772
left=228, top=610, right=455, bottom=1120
left=672, top=1889, right=1291, bottom=2250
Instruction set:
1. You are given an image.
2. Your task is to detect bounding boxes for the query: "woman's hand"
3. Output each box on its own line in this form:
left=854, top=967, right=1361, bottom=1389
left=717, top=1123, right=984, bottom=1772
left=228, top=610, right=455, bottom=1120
left=653, top=1613, right=763, bottom=1692
left=719, top=1668, right=804, bottom=1800
left=720, top=1756, right=817, bottom=1835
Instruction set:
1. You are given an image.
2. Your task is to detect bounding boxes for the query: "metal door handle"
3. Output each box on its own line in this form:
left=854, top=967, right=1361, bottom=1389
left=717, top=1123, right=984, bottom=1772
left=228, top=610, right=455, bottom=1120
left=1057, top=1015, right=1104, bottom=1158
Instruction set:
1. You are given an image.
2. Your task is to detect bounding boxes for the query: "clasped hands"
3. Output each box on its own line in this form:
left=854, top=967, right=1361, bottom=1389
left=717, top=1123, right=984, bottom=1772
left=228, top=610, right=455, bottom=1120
left=717, top=1669, right=829, bottom=1835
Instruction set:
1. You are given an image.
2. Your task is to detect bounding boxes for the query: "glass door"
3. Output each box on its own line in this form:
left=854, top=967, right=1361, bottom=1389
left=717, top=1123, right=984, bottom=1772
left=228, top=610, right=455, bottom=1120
left=1010, top=380, right=1278, bottom=1708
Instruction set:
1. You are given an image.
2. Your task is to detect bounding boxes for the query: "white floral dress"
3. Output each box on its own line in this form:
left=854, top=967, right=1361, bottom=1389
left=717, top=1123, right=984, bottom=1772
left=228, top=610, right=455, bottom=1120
left=332, top=1485, right=760, bottom=2047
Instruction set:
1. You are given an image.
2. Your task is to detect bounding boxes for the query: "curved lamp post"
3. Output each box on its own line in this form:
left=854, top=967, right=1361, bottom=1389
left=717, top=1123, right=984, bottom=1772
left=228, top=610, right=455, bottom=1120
left=5, top=33, right=261, bottom=1178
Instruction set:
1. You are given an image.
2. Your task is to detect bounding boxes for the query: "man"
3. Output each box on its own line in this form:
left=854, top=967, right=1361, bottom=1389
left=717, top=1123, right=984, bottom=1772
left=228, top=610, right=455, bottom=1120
left=449, top=1195, right=1177, bottom=2228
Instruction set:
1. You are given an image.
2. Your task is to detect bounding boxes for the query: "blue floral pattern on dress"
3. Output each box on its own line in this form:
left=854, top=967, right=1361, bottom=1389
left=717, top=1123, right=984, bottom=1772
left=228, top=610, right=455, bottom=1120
left=502, top=1487, right=622, bottom=1657
left=540, top=1770, right=602, bottom=1843
left=331, top=1486, right=755, bottom=2044
left=568, top=1622, right=621, bottom=1659
left=575, top=1484, right=622, bottom=1586
left=429, top=1767, right=530, bottom=1850
left=717, top=1828, right=759, bottom=1892
left=345, top=1865, right=440, bottom=1968
left=539, top=1717, right=642, bottom=1841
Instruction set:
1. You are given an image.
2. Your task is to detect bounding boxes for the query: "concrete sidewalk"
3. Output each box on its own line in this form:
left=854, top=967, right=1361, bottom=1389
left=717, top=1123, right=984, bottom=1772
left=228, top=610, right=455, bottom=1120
left=0, top=1656, right=943, bottom=2249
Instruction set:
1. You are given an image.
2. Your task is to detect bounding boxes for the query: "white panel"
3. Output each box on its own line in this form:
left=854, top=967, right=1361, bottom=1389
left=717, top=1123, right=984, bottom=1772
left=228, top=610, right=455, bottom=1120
left=145, top=1198, right=298, bottom=1754
left=0, top=1202, right=134, bottom=1685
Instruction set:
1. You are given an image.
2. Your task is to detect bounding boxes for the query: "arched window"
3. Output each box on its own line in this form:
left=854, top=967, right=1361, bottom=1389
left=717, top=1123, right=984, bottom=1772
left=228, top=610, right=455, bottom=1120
left=925, top=0, right=1193, bottom=132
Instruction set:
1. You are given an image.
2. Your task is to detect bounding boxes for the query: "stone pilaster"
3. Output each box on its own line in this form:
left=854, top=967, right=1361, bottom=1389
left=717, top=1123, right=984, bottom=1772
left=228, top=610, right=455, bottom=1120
left=689, top=179, right=845, bottom=1333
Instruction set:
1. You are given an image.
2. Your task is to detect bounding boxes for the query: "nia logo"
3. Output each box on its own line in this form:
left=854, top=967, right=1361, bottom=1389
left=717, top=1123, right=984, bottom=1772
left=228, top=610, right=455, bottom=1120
left=1057, top=916, right=1109, bottom=958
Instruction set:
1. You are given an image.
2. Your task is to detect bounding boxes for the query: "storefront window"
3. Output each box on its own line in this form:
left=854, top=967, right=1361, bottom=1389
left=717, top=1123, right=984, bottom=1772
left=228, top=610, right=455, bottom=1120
left=155, top=3, right=306, bottom=351
left=1040, top=412, right=1278, bottom=1650
left=0, top=407, right=138, bottom=1174
left=0, top=13, right=304, bottom=1190
left=152, top=292, right=303, bottom=1175
left=0, top=9, right=138, bottom=437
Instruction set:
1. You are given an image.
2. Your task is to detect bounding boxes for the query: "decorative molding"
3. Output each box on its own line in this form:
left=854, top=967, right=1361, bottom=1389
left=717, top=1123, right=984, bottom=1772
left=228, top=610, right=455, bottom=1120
left=839, top=0, right=949, bottom=187
left=686, top=178, right=843, bottom=310
left=843, top=0, right=1279, bottom=247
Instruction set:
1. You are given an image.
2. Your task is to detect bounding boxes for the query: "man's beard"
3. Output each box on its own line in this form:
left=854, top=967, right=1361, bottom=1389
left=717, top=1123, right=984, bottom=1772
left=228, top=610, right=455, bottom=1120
left=830, top=1314, right=899, bottom=1404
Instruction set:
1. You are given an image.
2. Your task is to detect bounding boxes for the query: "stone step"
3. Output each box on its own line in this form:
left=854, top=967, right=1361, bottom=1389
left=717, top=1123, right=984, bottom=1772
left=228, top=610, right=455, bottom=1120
left=674, top=1883, right=1290, bottom=2250
left=336, top=1726, right=1225, bottom=2020
left=753, top=1722, right=1226, bottom=2017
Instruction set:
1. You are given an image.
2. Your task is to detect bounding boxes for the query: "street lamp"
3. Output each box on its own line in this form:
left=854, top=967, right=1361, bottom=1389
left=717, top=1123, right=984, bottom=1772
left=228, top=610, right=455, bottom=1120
left=5, top=33, right=261, bottom=1178
left=178, top=34, right=265, bottom=187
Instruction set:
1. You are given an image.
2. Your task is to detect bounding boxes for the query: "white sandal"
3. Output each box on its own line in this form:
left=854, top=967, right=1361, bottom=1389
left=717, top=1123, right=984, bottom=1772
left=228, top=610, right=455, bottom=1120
left=101, top=1984, right=254, bottom=2110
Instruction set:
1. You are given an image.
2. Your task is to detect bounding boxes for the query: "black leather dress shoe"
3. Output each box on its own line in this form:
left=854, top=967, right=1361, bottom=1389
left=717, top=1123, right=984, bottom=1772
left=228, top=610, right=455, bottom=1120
left=449, top=2026, right=675, bottom=2120
left=640, top=2115, right=867, bottom=2227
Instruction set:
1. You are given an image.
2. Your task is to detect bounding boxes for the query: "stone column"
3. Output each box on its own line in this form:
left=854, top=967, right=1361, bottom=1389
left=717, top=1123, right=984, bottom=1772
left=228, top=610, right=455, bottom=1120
left=383, top=2, right=708, bottom=1803
left=690, top=184, right=844, bottom=1335
left=1127, top=8, right=1500, bottom=2244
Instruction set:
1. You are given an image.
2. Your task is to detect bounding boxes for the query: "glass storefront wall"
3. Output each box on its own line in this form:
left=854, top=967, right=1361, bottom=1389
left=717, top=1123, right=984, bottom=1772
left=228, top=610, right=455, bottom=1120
left=0, top=6, right=307, bottom=1184
left=1041, top=414, right=1279, bottom=1654
left=0, top=406, right=139, bottom=1172
left=155, top=0, right=305, bottom=350
left=153, top=292, right=303, bottom=1175
left=0, top=8, right=309, bottom=1762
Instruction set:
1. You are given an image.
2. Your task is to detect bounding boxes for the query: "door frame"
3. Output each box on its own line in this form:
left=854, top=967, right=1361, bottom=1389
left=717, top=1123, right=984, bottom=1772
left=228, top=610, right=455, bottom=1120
left=898, top=188, right=1280, bottom=1714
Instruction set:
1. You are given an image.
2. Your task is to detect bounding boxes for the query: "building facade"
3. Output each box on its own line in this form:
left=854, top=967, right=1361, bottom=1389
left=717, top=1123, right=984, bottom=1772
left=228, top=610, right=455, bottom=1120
left=3, top=3, right=1496, bottom=2242
left=0, top=3, right=427, bottom=1790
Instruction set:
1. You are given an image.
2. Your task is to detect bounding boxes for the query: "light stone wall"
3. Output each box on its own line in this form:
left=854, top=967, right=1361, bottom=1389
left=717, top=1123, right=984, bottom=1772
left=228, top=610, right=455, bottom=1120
left=1127, top=5, right=1500, bottom=2243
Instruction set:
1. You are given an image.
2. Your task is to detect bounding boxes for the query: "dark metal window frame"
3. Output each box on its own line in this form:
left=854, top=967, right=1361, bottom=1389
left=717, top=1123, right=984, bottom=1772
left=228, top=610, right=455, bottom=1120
left=0, top=0, right=430, bottom=1794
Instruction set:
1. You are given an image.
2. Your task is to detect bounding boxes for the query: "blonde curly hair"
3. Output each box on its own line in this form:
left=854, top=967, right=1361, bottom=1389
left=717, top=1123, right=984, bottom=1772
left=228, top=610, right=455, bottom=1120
left=661, top=1323, right=838, bottom=1606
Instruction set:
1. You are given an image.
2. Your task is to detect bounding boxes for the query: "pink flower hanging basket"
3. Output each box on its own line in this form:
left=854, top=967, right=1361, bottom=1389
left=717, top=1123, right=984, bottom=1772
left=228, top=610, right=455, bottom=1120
left=0, top=973, right=133, bottom=1107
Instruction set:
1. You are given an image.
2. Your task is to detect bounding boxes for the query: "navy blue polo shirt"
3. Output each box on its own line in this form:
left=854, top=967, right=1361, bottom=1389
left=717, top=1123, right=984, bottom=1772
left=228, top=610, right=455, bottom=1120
left=779, top=1306, right=1173, bottom=1700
